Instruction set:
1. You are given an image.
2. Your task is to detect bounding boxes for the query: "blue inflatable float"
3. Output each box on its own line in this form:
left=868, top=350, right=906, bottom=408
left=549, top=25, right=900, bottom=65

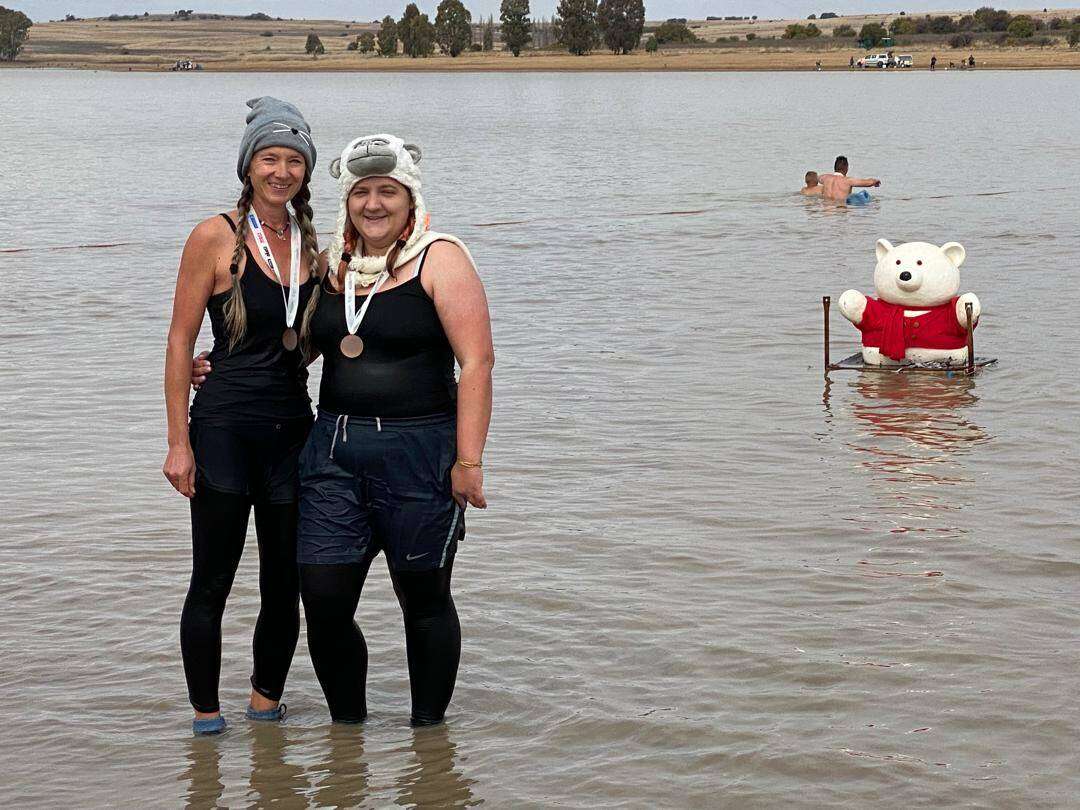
left=846, top=189, right=871, bottom=206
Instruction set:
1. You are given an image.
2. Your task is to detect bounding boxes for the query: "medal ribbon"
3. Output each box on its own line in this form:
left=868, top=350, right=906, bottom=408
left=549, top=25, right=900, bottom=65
left=344, top=269, right=390, bottom=337
left=247, top=211, right=301, bottom=328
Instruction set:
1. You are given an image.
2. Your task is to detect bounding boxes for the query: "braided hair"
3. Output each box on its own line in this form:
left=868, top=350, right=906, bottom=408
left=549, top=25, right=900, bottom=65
left=223, top=178, right=254, bottom=352
left=292, top=178, right=322, bottom=356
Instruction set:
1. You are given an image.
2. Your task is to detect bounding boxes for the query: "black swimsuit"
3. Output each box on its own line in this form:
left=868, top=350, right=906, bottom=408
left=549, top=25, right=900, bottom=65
left=188, top=213, right=315, bottom=500
left=309, top=246, right=457, bottom=418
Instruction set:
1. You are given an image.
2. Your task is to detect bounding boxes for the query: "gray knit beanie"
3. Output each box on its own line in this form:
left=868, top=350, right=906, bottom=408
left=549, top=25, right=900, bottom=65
left=236, top=96, right=316, bottom=181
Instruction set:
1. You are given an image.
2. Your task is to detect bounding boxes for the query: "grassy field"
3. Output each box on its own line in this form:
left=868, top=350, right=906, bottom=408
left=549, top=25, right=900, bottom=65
left=5, top=10, right=1080, bottom=72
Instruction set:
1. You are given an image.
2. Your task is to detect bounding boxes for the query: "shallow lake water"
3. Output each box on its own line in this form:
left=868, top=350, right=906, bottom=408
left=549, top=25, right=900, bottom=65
left=2, top=69, right=1079, bottom=807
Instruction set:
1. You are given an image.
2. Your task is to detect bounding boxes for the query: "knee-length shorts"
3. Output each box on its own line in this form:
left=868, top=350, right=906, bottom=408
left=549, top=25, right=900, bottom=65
left=297, top=409, right=464, bottom=572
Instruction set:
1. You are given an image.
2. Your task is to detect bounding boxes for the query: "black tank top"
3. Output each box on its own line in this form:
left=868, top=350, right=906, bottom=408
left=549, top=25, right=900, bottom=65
left=311, top=245, right=457, bottom=418
left=189, top=214, right=315, bottom=424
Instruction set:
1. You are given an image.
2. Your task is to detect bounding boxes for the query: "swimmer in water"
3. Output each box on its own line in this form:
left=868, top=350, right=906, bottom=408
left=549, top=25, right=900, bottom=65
left=800, top=171, right=822, bottom=196
left=819, top=156, right=881, bottom=202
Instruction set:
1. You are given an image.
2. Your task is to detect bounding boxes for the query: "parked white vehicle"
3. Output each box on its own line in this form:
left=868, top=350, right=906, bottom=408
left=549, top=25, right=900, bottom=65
left=896, top=54, right=914, bottom=68
left=857, top=53, right=891, bottom=68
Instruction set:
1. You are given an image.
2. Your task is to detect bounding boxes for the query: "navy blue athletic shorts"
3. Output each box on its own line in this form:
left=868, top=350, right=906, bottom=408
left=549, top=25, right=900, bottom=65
left=189, top=417, right=312, bottom=503
left=297, top=409, right=464, bottom=571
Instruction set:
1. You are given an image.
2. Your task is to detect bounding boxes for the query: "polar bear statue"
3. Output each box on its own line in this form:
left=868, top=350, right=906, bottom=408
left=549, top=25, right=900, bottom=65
left=839, top=239, right=981, bottom=366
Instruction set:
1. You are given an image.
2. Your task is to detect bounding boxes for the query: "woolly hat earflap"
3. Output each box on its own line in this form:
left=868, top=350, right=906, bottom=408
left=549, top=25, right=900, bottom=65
left=326, top=134, right=428, bottom=281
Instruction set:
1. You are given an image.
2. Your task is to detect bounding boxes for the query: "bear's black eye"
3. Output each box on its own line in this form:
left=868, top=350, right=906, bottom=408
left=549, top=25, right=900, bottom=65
left=895, top=259, right=901, bottom=265
left=917, top=260, right=922, bottom=266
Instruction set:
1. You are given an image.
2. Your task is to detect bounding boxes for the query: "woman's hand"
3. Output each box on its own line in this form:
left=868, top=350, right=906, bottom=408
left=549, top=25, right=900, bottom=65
left=192, top=351, right=211, bottom=389
left=451, top=463, right=487, bottom=510
left=163, top=443, right=196, bottom=498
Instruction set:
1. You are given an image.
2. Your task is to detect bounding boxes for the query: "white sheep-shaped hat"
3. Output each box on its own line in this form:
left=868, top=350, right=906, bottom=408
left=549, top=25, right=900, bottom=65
left=326, top=134, right=429, bottom=285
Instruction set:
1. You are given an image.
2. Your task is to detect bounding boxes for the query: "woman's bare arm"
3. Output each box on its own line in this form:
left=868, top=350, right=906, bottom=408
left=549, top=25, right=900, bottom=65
left=163, top=218, right=227, bottom=496
left=428, top=241, right=494, bottom=509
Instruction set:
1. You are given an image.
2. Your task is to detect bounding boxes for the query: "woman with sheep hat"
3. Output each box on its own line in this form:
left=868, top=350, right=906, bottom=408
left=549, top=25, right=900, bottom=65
left=163, top=97, right=319, bottom=735
left=297, top=133, right=494, bottom=726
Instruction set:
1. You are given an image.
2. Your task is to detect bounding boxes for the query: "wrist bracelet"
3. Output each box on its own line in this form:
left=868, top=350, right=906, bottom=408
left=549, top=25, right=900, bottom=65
left=456, top=458, right=483, bottom=469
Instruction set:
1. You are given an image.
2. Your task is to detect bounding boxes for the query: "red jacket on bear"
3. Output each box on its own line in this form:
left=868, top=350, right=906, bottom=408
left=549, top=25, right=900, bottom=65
left=857, top=297, right=972, bottom=361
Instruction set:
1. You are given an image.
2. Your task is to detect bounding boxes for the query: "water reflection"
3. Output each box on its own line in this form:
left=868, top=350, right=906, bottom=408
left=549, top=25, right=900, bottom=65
left=310, top=724, right=371, bottom=809
left=249, top=724, right=309, bottom=807
left=393, top=724, right=478, bottom=809
left=181, top=737, right=225, bottom=810
left=827, top=371, right=991, bottom=535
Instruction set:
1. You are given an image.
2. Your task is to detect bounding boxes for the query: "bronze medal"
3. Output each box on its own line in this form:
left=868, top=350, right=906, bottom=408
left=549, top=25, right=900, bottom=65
left=282, top=327, right=298, bottom=352
left=340, top=334, right=364, bottom=358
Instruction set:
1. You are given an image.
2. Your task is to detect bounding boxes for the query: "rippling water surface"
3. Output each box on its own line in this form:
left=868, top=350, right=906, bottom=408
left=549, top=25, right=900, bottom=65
left=2, top=69, right=1079, bottom=807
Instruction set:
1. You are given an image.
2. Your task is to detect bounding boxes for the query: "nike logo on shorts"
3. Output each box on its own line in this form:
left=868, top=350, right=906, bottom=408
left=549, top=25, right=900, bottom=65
left=405, top=552, right=428, bottom=561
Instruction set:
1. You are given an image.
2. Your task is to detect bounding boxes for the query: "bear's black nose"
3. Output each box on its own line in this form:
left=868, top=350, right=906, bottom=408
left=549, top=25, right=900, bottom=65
left=899, top=271, right=912, bottom=282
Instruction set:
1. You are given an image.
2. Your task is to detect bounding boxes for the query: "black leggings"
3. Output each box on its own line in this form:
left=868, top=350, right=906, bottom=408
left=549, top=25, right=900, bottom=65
left=180, top=487, right=301, bottom=714
left=300, top=557, right=460, bottom=725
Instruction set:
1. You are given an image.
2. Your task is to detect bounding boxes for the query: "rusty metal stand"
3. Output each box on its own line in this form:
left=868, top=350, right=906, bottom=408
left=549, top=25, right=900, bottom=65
left=965, top=301, right=975, bottom=375
left=823, top=296, right=831, bottom=372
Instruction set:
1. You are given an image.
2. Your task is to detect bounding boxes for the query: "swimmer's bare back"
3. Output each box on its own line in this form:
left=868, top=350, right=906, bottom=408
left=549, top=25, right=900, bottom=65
left=821, top=172, right=881, bottom=201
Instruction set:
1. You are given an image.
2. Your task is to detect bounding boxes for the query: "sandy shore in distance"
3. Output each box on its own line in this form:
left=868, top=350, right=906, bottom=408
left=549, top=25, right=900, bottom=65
left=5, top=10, right=1080, bottom=72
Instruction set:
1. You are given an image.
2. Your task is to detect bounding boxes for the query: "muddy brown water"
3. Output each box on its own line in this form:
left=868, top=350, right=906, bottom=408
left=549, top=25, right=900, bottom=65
left=2, top=70, right=1078, bottom=807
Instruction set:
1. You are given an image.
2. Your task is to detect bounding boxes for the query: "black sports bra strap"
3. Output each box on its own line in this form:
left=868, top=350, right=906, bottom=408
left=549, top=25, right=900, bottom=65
left=219, top=213, right=237, bottom=233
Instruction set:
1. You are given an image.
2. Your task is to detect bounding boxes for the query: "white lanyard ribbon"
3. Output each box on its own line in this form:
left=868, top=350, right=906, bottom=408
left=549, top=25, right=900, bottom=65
left=247, top=211, right=301, bottom=328
left=344, top=269, right=390, bottom=336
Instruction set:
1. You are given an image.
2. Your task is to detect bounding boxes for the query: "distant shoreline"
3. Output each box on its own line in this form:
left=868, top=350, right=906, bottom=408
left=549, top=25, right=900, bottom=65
left=7, top=11, right=1080, bottom=73
left=6, top=54, right=1080, bottom=72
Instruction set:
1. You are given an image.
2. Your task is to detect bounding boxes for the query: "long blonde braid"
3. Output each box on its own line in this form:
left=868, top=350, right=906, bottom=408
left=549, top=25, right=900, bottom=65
left=292, top=178, right=322, bottom=357
left=223, top=179, right=254, bottom=352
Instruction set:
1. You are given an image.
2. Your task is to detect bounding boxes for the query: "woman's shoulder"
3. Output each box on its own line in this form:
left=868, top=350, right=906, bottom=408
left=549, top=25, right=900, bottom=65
left=425, top=237, right=474, bottom=273
left=421, top=236, right=484, bottom=301
left=188, top=212, right=237, bottom=249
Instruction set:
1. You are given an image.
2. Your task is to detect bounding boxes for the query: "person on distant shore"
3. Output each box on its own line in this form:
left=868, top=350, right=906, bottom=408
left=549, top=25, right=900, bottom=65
left=163, top=97, right=319, bottom=736
left=820, top=156, right=880, bottom=202
left=849, top=55, right=855, bottom=69
left=930, top=54, right=937, bottom=71
left=968, top=54, right=975, bottom=68
left=800, top=171, right=822, bottom=196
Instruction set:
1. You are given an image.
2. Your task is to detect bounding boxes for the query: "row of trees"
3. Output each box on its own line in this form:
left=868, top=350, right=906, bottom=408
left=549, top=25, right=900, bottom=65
left=557, top=0, right=646, bottom=55
left=331, top=0, right=532, bottom=58
left=0, top=5, right=31, bottom=61
left=859, top=10, right=1080, bottom=47
left=330, top=0, right=646, bottom=58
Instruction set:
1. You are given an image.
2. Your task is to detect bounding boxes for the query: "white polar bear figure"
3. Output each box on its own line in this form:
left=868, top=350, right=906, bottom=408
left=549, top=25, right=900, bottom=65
left=838, top=239, right=981, bottom=366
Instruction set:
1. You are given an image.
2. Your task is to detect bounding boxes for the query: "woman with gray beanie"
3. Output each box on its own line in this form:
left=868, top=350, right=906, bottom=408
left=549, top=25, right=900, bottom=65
left=163, top=97, right=319, bottom=735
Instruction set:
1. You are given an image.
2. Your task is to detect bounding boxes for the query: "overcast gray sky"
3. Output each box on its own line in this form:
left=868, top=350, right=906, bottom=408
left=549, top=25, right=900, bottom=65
left=16, top=1, right=1077, bottom=23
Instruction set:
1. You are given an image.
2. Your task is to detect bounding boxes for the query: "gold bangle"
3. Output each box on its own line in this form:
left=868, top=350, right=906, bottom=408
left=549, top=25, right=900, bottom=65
left=456, top=458, right=483, bottom=469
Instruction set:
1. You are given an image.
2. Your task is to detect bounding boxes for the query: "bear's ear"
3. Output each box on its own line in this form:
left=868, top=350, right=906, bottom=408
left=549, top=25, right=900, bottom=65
left=329, top=158, right=341, bottom=179
left=875, top=238, right=894, bottom=262
left=941, top=242, right=966, bottom=268
left=404, top=143, right=422, bottom=164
